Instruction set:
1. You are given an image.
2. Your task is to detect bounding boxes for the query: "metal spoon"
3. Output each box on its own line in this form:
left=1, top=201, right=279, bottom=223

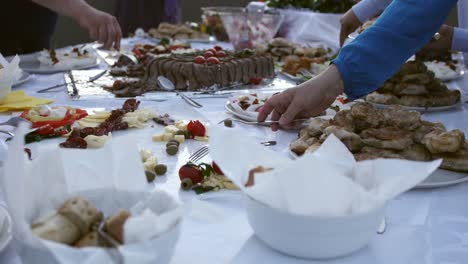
left=158, top=76, right=203, bottom=108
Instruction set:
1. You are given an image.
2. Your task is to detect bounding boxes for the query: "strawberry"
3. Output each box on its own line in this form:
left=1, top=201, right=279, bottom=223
left=193, top=56, right=206, bottom=64
left=206, top=57, right=220, bottom=64
left=249, top=77, right=262, bottom=85
left=214, top=45, right=223, bottom=51
left=203, top=51, right=215, bottom=58
left=215, top=51, right=226, bottom=57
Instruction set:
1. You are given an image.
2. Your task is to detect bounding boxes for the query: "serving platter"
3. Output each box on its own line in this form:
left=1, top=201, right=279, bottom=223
left=369, top=101, right=461, bottom=113
left=13, top=71, right=31, bottom=87
left=19, top=53, right=100, bottom=74
left=287, top=148, right=468, bottom=189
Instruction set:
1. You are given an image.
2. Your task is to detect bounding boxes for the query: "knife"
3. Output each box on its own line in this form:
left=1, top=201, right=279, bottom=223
left=36, top=69, right=107, bottom=93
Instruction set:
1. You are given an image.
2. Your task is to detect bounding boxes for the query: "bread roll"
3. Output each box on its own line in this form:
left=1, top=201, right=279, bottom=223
left=104, top=210, right=131, bottom=244
left=74, top=231, right=102, bottom=248
left=32, top=214, right=81, bottom=245
left=58, top=197, right=103, bottom=236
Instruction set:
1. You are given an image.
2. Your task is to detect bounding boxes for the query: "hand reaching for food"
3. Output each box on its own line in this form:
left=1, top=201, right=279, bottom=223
left=420, top=24, right=454, bottom=52
left=339, top=9, right=361, bottom=47
left=258, top=65, right=344, bottom=131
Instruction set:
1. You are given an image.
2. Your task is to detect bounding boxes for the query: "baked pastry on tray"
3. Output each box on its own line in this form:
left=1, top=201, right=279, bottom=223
left=290, top=102, right=468, bottom=173
left=365, top=61, right=460, bottom=107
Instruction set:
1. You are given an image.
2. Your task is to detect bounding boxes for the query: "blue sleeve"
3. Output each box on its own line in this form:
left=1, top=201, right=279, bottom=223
left=352, top=0, right=392, bottom=23
left=333, top=0, right=458, bottom=100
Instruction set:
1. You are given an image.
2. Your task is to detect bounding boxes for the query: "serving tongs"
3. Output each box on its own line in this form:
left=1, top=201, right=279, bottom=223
left=97, top=221, right=124, bottom=264
left=158, top=76, right=203, bottom=108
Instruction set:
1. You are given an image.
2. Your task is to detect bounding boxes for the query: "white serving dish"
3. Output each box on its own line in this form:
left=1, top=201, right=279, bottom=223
left=243, top=195, right=384, bottom=259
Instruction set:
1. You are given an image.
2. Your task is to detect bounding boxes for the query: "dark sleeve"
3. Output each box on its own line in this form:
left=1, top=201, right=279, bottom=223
left=333, top=0, right=458, bottom=100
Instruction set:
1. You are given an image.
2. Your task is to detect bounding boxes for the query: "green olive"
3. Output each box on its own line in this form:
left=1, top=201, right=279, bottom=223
left=166, top=139, right=179, bottom=148
left=181, top=178, right=193, bottom=190
left=166, top=145, right=179, bottom=156
left=224, top=119, right=233, bottom=127
left=145, top=170, right=156, bottom=183
left=154, top=164, right=167, bottom=175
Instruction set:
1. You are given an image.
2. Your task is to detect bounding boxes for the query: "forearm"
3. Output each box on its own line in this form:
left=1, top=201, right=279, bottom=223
left=31, top=0, right=93, bottom=20
left=352, top=0, right=392, bottom=23
left=452, top=27, right=468, bottom=52
left=334, top=0, right=457, bottom=100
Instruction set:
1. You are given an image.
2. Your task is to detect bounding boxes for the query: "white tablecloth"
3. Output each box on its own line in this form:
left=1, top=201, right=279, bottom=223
left=1, top=39, right=468, bottom=264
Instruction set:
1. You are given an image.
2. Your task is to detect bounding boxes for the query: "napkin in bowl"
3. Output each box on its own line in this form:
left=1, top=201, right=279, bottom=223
left=209, top=127, right=441, bottom=216
left=1, top=123, right=183, bottom=264
left=0, top=54, right=22, bottom=102
left=0, top=90, right=53, bottom=112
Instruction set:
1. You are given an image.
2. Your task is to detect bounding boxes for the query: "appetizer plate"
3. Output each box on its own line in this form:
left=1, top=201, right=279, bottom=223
left=425, top=61, right=465, bottom=82
left=288, top=149, right=468, bottom=189
left=19, top=53, right=100, bottom=74
left=0, top=205, right=12, bottom=252
left=13, top=71, right=31, bottom=87
left=369, top=102, right=461, bottom=113
left=225, top=101, right=260, bottom=122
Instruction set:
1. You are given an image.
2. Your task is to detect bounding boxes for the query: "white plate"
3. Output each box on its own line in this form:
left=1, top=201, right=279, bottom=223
left=19, top=53, right=100, bottom=74
left=369, top=101, right=461, bottom=113
left=13, top=71, right=31, bottom=86
left=0, top=205, right=13, bottom=252
left=225, top=101, right=259, bottom=122
left=288, top=148, right=468, bottom=189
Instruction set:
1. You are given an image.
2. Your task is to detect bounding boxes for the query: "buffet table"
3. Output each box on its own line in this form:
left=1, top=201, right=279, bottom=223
left=1, top=39, right=468, bottom=264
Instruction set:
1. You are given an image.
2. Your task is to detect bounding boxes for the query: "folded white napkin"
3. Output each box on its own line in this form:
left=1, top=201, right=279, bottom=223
left=0, top=53, right=22, bottom=101
left=210, top=127, right=441, bottom=216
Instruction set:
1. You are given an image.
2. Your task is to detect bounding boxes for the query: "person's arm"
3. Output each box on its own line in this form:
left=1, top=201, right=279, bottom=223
left=334, top=0, right=458, bottom=100
left=352, top=0, right=392, bottom=23
left=340, top=0, right=392, bottom=47
left=31, top=0, right=121, bottom=49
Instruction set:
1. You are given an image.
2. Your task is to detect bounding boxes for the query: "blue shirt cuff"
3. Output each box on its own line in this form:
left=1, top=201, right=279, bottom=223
left=332, top=59, right=357, bottom=100
left=452, top=27, right=468, bottom=53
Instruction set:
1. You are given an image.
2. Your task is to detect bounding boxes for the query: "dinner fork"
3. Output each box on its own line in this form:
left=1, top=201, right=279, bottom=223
left=0, top=116, right=30, bottom=127
left=189, top=145, right=209, bottom=163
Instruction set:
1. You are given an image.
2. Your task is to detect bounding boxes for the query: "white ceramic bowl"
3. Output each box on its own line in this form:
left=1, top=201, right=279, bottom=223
left=244, top=195, right=384, bottom=259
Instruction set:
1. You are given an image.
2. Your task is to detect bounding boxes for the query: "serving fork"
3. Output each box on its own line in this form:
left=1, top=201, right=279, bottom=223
left=218, top=118, right=309, bottom=126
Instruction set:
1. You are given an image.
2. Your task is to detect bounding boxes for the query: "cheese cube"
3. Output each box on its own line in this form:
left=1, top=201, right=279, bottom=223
left=194, top=136, right=209, bottom=142
left=152, top=134, right=165, bottom=142
left=162, top=133, right=174, bottom=141
left=174, top=135, right=185, bottom=144
left=175, top=121, right=188, bottom=130
left=164, top=125, right=179, bottom=135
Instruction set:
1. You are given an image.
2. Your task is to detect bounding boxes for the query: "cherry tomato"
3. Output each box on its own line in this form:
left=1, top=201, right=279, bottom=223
left=179, top=164, right=203, bottom=185
left=187, top=120, right=206, bottom=137
left=215, top=51, right=226, bottom=57
left=249, top=77, right=262, bottom=85
left=193, top=56, right=206, bottom=64
left=206, top=57, right=220, bottom=64
left=203, top=51, right=215, bottom=58
left=214, top=45, right=223, bottom=51
left=212, top=162, right=224, bottom=175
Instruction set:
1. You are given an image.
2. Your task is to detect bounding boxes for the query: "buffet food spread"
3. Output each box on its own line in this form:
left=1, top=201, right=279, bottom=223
left=1, top=2, right=468, bottom=264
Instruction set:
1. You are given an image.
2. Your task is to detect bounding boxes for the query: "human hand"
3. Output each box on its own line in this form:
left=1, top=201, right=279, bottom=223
left=340, top=9, right=361, bottom=47
left=258, top=65, right=344, bottom=131
left=77, top=7, right=122, bottom=50
left=421, top=24, right=454, bottom=52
